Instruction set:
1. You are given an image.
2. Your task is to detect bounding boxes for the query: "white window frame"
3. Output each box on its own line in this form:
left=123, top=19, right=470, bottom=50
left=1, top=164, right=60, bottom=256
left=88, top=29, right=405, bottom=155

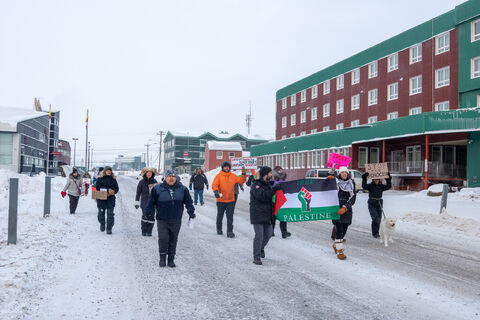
left=368, top=89, right=378, bottom=106
left=311, top=85, right=318, bottom=99
left=301, top=89, right=307, bottom=103
left=323, top=103, right=330, bottom=117
left=351, top=68, right=360, bottom=85
left=435, top=32, right=450, bottom=55
left=368, top=116, right=378, bottom=124
left=358, top=147, right=368, bottom=168
left=435, top=101, right=450, bottom=111
left=387, top=112, right=398, bottom=120
left=323, top=126, right=329, bottom=132
left=409, top=107, right=422, bottom=115
left=406, top=145, right=421, bottom=169
left=229, top=152, right=235, bottom=159
left=290, top=133, right=296, bottom=138
left=300, top=110, right=306, bottom=123
left=281, top=135, right=287, bottom=140
left=311, top=129, right=317, bottom=134
left=323, top=80, right=330, bottom=95
left=300, top=131, right=306, bottom=136
left=336, top=75, right=344, bottom=90
left=388, top=53, right=398, bottom=72
left=410, top=44, right=422, bottom=64
left=472, top=57, right=480, bottom=79
left=281, top=98, right=287, bottom=109
left=387, top=82, right=398, bottom=101
left=216, top=151, right=223, bottom=160
left=336, top=99, right=344, bottom=114
left=291, top=94, right=296, bottom=106
left=351, top=120, right=360, bottom=127
left=368, top=61, right=378, bottom=78
left=311, top=107, right=317, bottom=120
left=472, top=19, right=480, bottom=42
left=336, top=123, right=344, bottom=130
left=290, top=114, right=296, bottom=126
left=410, top=75, right=422, bottom=95
left=351, top=94, right=360, bottom=110
left=435, top=66, right=450, bottom=88
left=281, top=116, right=287, bottom=128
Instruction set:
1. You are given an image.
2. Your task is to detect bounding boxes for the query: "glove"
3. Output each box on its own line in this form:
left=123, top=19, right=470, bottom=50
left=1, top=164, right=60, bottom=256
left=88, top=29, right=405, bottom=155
left=189, top=185, right=192, bottom=190
left=337, top=207, right=347, bottom=215
left=108, top=189, right=115, bottom=196
left=214, top=190, right=220, bottom=198
left=206, top=185, right=209, bottom=190
left=189, top=213, right=196, bottom=219
left=134, top=201, right=140, bottom=209
left=272, top=184, right=282, bottom=192
left=61, top=191, right=66, bottom=198
left=387, top=172, right=392, bottom=179
left=326, top=175, right=335, bottom=180
left=362, top=172, right=369, bottom=179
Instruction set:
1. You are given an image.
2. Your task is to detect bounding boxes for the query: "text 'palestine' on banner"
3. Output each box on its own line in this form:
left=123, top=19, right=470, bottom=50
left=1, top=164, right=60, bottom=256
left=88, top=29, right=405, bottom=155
left=274, top=179, right=340, bottom=222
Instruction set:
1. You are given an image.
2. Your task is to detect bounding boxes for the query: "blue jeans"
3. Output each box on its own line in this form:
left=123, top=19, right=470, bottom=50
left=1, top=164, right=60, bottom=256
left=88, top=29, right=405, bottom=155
left=194, top=189, right=204, bottom=204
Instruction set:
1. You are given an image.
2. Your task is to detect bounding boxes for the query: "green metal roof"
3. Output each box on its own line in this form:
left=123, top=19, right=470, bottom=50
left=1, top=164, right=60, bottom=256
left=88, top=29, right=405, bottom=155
left=164, top=131, right=268, bottom=142
left=251, top=108, right=480, bottom=156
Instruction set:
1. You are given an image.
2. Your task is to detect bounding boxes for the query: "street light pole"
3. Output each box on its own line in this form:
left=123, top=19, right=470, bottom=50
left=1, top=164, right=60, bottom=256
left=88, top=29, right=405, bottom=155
left=72, top=138, right=78, bottom=167
left=145, top=144, right=151, bottom=167
left=157, top=131, right=165, bottom=173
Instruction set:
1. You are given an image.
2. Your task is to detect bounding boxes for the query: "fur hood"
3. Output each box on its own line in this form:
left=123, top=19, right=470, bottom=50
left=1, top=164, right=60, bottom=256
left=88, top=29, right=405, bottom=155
left=69, top=172, right=81, bottom=180
left=140, top=167, right=158, bottom=178
left=98, top=170, right=117, bottom=180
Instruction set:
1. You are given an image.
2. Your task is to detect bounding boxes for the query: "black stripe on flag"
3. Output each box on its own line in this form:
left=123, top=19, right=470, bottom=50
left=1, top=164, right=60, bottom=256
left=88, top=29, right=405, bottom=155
left=279, top=178, right=337, bottom=194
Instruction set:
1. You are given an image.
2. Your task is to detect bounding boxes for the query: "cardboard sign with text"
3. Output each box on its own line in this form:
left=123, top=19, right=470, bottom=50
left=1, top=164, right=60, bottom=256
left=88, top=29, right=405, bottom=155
left=365, top=162, right=389, bottom=179
left=92, top=189, right=108, bottom=200
left=231, top=157, right=257, bottom=170
left=326, top=152, right=352, bottom=169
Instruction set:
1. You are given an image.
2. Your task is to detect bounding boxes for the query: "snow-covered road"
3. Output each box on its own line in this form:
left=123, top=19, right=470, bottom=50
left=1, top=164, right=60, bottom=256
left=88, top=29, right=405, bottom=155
left=14, top=176, right=480, bottom=319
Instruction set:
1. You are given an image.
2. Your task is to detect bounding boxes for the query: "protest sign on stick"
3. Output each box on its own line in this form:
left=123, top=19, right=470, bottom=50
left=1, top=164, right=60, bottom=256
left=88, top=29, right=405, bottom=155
left=365, top=162, right=389, bottom=179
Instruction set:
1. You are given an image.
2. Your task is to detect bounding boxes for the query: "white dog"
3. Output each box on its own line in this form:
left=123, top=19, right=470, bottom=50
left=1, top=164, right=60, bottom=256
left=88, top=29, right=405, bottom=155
left=379, top=217, right=397, bottom=247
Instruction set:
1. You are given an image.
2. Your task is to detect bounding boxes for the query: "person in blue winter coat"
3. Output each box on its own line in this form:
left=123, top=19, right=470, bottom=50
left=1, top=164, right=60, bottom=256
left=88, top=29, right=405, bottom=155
left=145, top=169, right=195, bottom=268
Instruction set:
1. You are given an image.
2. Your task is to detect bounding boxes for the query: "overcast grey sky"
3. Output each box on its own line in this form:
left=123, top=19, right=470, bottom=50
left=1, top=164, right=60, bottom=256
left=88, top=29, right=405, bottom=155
left=0, top=0, right=464, bottom=164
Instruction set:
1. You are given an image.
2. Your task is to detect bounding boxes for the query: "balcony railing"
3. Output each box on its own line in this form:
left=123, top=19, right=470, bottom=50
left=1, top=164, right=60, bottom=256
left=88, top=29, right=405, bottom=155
left=389, top=161, right=466, bottom=178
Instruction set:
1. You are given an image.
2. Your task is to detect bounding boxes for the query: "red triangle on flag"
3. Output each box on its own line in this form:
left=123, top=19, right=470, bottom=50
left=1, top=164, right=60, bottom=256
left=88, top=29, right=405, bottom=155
left=273, top=190, right=287, bottom=216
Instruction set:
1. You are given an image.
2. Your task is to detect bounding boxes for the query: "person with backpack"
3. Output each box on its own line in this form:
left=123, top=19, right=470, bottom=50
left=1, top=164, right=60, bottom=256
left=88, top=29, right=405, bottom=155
left=362, top=172, right=392, bottom=238
left=61, top=167, right=82, bottom=214
left=94, top=166, right=119, bottom=234
left=189, top=167, right=209, bottom=205
left=135, top=167, right=158, bottom=236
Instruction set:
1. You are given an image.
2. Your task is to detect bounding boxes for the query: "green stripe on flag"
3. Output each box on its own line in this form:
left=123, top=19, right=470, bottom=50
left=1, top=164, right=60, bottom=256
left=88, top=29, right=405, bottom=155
left=275, top=205, right=340, bottom=222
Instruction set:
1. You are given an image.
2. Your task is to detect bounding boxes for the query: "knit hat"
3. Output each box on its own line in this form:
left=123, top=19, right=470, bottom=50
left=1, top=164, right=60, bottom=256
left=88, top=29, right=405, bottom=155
left=221, top=161, right=231, bottom=168
left=338, top=166, right=349, bottom=174
left=259, top=166, right=272, bottom=178
left=104, top=166, right=113, bottom=173
left=72, top=168, right=78, bottom=174
left=165, top=169, right=177, bottom=177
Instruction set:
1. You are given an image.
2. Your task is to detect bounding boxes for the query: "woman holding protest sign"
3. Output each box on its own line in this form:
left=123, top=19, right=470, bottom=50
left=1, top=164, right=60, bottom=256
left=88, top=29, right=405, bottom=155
left=362, top=168, right=392, bottom=238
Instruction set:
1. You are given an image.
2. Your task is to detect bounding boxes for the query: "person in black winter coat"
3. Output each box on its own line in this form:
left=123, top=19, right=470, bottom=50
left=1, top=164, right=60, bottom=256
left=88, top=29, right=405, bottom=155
left=249, top=166, right=279, bottom=265
left=189, top=168, right=209, bottom=205
left=362, top=172, right=392, bottom=238
left=94, top=166, right=119, bottom=234
left=135, top=168, right=158, bottom=236
left=327, top=166, right=356, bottom=260
left=271, top=166, right=291, bottom=239
left=145, top=169, right=195, bottom=268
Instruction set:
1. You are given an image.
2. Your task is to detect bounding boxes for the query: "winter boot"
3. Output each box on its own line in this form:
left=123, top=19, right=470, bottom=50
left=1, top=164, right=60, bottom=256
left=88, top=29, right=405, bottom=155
left=159, top=254, right=167, bottom=267
left=261, top=249, right=265, bottom=258
left=142, top=232, right=147, bottom=236
left=217, top=229, right=223, bottom=235
left=253, top=258, right=262, bottom=265
left=167, top=255, right=176, bottom=268
left=335, top=240, right=346, bottom=260
left=146, top=232, right=152, bottom=237
left=332, top=242, right=338, bottom=254
left=200, top=201, right=204, bottom=206
left=227, top=232, right=235, bottom=238
left=100, top=224, right=105, bottom=232
left=106, top=229, right=112, bottom=235
left=282, top=231, right=291, bottom=239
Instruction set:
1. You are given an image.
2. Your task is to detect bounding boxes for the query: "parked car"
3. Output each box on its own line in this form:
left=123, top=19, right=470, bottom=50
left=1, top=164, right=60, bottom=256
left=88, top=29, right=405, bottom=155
left=305, top=168, right=365, bottom=192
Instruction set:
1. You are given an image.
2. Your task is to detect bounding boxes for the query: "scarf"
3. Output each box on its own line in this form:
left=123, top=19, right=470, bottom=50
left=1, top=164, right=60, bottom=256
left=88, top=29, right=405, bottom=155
left=337, top=178, right=354, bottom=198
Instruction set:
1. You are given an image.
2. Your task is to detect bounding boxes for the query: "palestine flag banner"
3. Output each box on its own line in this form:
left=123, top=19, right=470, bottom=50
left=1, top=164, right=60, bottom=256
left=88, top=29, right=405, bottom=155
left=274, top=179, right=340, bottom=222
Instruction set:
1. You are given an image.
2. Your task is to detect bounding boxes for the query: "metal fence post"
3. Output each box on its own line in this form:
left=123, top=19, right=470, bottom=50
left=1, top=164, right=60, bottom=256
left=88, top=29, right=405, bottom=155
left=440, top=184, right=448, bottom=214
left=8, top=178, right=19, bottom=245
left=44, top=176, right=51, bottom=217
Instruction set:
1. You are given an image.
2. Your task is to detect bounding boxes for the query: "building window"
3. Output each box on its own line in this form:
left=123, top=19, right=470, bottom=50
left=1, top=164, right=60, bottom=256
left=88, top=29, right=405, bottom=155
left=291, top=114, right=296, bottom=126
left=281, top=98, right=287, bottom=109
left=311, top=107, right=317, bottom=120
left=323, top=126, right=330, bottom=132
left=229, top=152, right=235, bottom=159
left=323, top=103, right=330, bottom=117
left=300, top=131, right=306, bottom=136
left=311, top=129, right=317, bottom=134
left=281, top=135, right=286, bottom=140
left=216, top=151, right=223, bottom=159
left=351, top=120, right=360, bottom=127
left=336, top=75, right=344, bottom=90
left=368, top=61, right=378, bottom=78
left=368, top=116, right=378, bottom=124
left=387, top=82, right=398, bottom=101
left=311, top=85, right=318, bottom=99
left=358, top=147, right=368, bottom=168
left=435, top=101, right=450, bottom=111
left=301, top=89, right=306, bottom=103
left=410, top=75, right=422, bottom=95
left=336, top=123, right=344, bottom=130
left=387, top=112, right=398, bottom=120
left=478, top=95, right=480, bottom=108
left=370, top=147, right=380, bottom=163
left=282, top=116, right=287, bottom=128
left=351, top=94, right=360, bottom=110
left=472, top=57, right=480, bottom=78
left=351, top=68, right=360, bottom=85
left=409, top=106, right=422, bottom=115
left=291, top=94, right=296, bottom=106
left=388, top=53, right=398, bottom=72
left=436, top=66, right=450, bottom=88
left=406, top=145, right=421, bottom=169
left=472, top=19, right=480, bottom=42
left=300, top=110, right=306, bottom=123
left=368, top=89, right=378, bottom=106
left=336, top=99, right=344, bottom=114
left=290, top=133, right=296, bottom=138
left=323, top=80, right=330, bottom=95
left=436, top=32, right=450, bottom=55
left=410, top=44, right=422, bottom=64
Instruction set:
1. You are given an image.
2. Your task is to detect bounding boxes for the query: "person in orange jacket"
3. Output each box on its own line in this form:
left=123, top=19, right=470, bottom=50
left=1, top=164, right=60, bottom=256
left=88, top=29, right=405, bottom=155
left=212, top=161, right=247, bottom=238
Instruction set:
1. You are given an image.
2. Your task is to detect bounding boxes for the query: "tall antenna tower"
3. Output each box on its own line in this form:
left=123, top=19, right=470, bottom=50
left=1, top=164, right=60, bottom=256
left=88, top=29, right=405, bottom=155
left=245, top=101, right=253, bottom=135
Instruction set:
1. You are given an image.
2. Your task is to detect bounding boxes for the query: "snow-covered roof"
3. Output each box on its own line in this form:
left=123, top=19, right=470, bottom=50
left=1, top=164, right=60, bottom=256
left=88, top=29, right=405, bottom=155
left=207, top=141, right=243, bottom=151
left=167, top=130, right=269, bottom=141
left=0, top=106, right=49, bottom=132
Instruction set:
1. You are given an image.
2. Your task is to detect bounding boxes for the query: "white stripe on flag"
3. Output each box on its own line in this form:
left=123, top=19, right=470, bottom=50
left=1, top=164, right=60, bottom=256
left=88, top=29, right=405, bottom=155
left=280, top=190, right=339, bottom=209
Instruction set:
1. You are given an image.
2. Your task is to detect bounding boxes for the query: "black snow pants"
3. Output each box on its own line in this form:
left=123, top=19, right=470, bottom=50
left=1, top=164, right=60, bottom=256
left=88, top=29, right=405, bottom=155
left=272, top=219, right=288, bottom=235
left=368, top=199, right=383, bottom=236
left=68, top=194, right=79, bottom=214
left=157, top=219, right=182, bottom=257
left=98, top=207, right=115, bottom=231
left=141, top=208, right=155, bottom=235
left=332, top=221, right=350, bottom=240
left=216, top=201, right=235, bottom=232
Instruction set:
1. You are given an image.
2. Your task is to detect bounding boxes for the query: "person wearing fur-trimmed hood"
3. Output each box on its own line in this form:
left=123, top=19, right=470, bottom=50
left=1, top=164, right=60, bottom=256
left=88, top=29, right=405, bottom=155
left=135, top=167, right=159, bottom=236
left=327, top=166, right=356, bottom=260
left=94, top=166, right=119, bottom=234
left=61, top=167, right=82, bottom=214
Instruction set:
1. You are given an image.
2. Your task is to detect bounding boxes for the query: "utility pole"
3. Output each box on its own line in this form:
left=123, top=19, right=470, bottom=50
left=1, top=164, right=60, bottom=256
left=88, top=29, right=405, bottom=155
left=72, top=138, right=78, bottom=167
left=87, top=141, right=91, bottom=171
left=145, top=144, right=151, bottom=167
left=157, top=131, right=165, bottom=172
left=246, top=101, right=253, bottom=135
left=85, top=109, right=89, bottom=172
left=89, top=146, right=93, bottom=170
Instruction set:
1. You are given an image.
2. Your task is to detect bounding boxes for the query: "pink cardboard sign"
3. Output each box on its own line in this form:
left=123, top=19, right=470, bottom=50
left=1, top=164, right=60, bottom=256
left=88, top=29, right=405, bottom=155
left=327, top=152, right=351, bottom=169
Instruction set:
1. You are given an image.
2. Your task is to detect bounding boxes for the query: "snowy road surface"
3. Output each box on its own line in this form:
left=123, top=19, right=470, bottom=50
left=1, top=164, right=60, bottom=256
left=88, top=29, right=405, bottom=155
left=9, top=176, right=480, bottom=319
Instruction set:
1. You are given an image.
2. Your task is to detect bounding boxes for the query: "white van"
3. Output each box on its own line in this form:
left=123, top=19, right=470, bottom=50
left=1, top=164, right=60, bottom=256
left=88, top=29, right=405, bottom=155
left=305, top=168, right=364, bottom=192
